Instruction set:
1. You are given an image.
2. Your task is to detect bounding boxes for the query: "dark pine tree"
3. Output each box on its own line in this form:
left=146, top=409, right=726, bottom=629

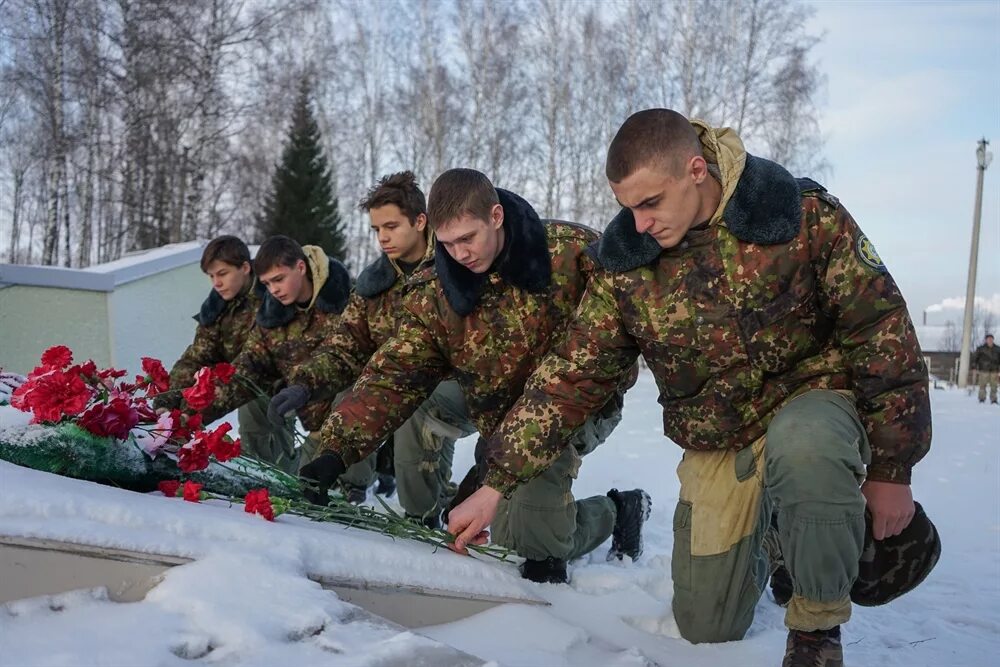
left=258, top=79, right=346, bottom=260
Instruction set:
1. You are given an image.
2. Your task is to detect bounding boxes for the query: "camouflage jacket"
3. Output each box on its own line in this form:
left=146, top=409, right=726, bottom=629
left=972, top=343, right=1000, bottom=372
left=483, top=125, right=930, bottom=494
left=316, top=189, right=601, bottom=466
left=201, top=246, right=351, bottom=431
left=154, top=279, right=266, bottom=410
left=288, top=240, right=436, bottom=403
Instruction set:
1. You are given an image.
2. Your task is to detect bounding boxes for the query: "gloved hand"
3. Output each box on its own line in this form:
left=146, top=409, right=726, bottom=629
left=299, top=452, right=347, bottom=506
left=267, top=385, right=310, bottom=427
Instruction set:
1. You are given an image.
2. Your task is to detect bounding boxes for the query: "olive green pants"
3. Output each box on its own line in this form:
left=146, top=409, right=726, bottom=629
left=241, top=395, right=375, bottom=488
left=393, top=380, right=477, bottom=518
left=490, top=398, right=624, bottom=562
left=977, top=370, right=998, bottom=403
left=237, top=395, right=297, bottom=474
left=671, top=390, right=869, bottom=643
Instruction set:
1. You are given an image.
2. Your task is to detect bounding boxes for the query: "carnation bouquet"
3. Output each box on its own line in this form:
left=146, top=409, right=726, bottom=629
left=0, top=347, right=510, bottom=560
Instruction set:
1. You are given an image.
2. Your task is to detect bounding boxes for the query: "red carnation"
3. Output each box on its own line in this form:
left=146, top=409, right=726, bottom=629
left=212, top=363, right=236, bottom=385
left=182, top=481, right=203, bottom=502
left=182, top=367, right=216, bottom=412
left=11, top=369, right=92, bottom=423
left=158, top=480, right=181, bottom=497
left=41, top=345, right=73, bottom=369
left=76, top=360, right=98, bottom=380
left=78, top=397, right=140, bottom=440
left=177, top=433, right=210, bottom=473
left=204, top=423, right=240, bottom=462
left=97, top=367, right=128, bottom=380
left=140, top=357, right=170, bottom=395
left=243, top=488, right=274, bottom=521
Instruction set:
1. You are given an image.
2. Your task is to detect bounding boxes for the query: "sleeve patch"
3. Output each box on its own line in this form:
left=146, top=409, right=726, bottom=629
left=856, top=233, right=886, bottom=272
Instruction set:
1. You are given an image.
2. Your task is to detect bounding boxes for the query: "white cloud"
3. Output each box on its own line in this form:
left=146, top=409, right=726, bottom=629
left=926, top=293, right=1000, bottom=314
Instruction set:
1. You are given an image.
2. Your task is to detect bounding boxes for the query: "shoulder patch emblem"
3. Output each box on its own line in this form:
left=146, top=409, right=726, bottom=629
left=856, top=233, right=886, bottom=272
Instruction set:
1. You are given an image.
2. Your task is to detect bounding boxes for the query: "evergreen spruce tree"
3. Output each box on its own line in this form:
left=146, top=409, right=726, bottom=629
left=258, top=79, right=346, bottom=260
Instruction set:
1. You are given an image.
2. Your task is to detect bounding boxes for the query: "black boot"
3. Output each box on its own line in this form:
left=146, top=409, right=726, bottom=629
left=770, top=564, right=794, bottom=607
left=606, top=488, right=652, bottom=561
left=783, top=626, right=843, bottom=667
left=345, top=485, right=368, bottom=505
left=519, top=557, right=568, bottom=584
left=375, top=473, right=396, bottom=497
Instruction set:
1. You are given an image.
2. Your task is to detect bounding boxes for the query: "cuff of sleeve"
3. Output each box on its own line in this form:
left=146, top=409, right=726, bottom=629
left=866, top=462, right=912, bottom=484
left=482, top=467, right=520, bottom=498
left=327, top=441, right=366, bottom=468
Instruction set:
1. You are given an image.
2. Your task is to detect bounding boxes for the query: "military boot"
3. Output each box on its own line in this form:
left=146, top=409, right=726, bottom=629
left=783, top=626, right=843, bottom=667
left=345, top=485, right=368, bottom=505
left=770, top=564, right=793, bottom=607
left=520, top=557, right=568, bottom=584
left=375, top=472, right=396, bottom=497
left=606, top=488, right=652, bottom=561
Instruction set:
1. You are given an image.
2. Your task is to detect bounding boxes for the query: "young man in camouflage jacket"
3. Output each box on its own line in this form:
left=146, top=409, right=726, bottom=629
left=298, top=168, right=648, bottom=583
left=271, top=171, right=476, bottom=526
left=197, top=235, right=375, bottom=497
left=448, top=109, right=934, bottom=666
left=154, top=236, right=293, bottom=465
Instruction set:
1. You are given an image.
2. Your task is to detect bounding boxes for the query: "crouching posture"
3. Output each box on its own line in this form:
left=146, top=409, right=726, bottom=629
left=153, top=236, right=293, bottom=467
left=299, top=168, right=649, bottom=583
left=199, top=235, right=376, bottom=497
left=448, top=110, right=938, bottom=666
left=273, top=171, right=476, bottom=525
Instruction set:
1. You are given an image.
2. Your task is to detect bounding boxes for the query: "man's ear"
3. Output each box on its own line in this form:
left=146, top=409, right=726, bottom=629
left=490, top=203, right=504, bottom=230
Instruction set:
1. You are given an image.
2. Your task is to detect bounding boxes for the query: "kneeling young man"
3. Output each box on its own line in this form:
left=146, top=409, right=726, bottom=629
left=199, top=235, right=375, bottom=499
left=155, top=236, right=293, bottom=466
left=300, top=168, right=648, bottom=583
left=449, top=109, right=936, bottom=666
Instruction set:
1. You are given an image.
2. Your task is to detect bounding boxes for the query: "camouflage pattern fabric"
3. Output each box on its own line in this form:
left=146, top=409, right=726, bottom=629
left=483, top=149, right=930, bottom=496
left=288, top=253, right=435, bottom=404
left=972, top=343, right=1000, bottom=372
left=316, top=219, right=601, bottom=467
left=155, top=279, right=263, bottom=410
left=851, top=501, right=941, bottom=607
left=202, top=247, right=351, bottom=432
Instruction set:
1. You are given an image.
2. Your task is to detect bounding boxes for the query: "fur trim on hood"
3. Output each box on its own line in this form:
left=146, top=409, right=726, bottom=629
left=256, top=246, right=351, bottom=328
left=434, top=188, right=551, bottom=316
left=594, top=121, right=802, bottom=273
left=196, top=277, right=266, bottom=326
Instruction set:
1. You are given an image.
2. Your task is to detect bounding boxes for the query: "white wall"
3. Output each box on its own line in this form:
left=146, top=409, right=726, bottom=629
left=108, top=263, right=207, bottom=377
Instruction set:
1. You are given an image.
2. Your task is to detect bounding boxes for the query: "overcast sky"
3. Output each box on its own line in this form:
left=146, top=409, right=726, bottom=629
left=804, top=0, right=999, bottom=327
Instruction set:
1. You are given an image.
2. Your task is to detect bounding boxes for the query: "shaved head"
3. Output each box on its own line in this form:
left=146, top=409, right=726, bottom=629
left=606, top=108, right=703, bottom=182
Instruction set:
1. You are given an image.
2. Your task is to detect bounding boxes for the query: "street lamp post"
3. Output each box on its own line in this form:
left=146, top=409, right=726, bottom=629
left=958, top=138, right=992, bottom=388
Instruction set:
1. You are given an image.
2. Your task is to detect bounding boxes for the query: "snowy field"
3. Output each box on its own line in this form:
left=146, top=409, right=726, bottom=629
left=1, top=369, right=998, bottom=666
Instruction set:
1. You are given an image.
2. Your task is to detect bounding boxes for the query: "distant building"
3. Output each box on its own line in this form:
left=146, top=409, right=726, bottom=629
left=0, top=243, right=205, bottom=377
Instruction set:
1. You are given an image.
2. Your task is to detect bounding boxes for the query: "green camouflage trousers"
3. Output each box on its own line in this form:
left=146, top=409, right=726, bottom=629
left=237, top=395, right=297, bottom=474
left=977, top=370, right=999, bottom=403
left=490, top=396, right=624, bottom=562
left=393, top=380, right=476, bottom=518
left=245, top=390, right=375, bottom=489
left=671, top=390, right=869, bottom=643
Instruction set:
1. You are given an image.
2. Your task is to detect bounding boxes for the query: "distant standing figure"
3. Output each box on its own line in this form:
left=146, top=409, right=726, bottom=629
left=972, top=333, right=1000, bottom=404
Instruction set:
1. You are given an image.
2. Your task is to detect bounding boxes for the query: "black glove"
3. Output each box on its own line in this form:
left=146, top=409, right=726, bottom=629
left=267, top=385, right=310, bottom=427
left=299, top=452, right=347, bottom=506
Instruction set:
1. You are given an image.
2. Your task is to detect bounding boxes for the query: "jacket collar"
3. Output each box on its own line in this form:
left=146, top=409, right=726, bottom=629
left=256, top=255, right=352, bottom=328
left=594, top=153, right=802, bottom=272
left=434, top=188, right=551, bottom=316
left=196, top=277, right=265, bottom=326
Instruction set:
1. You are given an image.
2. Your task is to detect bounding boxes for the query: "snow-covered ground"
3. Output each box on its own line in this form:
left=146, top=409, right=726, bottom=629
left=2, top=370, right=998, bottom=666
